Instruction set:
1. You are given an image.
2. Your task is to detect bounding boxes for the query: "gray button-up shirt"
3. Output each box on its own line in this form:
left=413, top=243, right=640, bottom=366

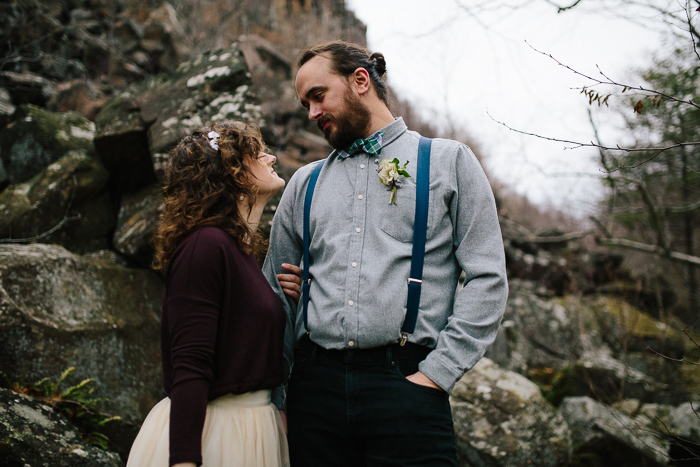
left=263, top=118, right=508, bottom=408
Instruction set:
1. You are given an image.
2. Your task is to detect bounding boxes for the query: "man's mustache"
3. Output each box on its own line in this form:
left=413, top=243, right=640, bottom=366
left=317, top=115, right=334, bottom=132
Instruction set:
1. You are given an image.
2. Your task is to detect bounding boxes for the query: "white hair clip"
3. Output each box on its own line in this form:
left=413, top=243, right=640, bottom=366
left=207, top=131, right=220, bottom=151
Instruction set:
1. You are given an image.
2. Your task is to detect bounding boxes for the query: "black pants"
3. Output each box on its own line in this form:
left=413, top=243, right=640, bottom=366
left=286, top=337, right=458, bottom=467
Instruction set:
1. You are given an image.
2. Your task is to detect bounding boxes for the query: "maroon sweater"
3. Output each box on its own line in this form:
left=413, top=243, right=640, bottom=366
left=160, top=227, right=285, bottom=466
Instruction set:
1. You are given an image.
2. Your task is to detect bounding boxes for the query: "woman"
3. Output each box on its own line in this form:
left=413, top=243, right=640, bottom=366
left=127, top=120, right=298, bottom=467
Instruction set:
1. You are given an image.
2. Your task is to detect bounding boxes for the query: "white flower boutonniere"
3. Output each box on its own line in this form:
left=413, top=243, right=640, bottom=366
left=376, top=158, right=411, bottom=205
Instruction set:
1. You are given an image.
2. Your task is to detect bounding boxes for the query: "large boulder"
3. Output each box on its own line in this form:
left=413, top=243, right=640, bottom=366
left=0, top=104, right=96, bottom=185
left=47, top=79, right=109, bottom=121
left=450, top=358, right=571, bottom=466
left=539, top=348, right=679, bottom=407
left=486, top=279, right=585, bottom=375
left=113, top=183, right=163, bottom=266
left=0, top=244, right=163, bottom=424
left=0, top=71, right=57, bottom=108
left=94, top=44, right=262, bottom=194
left=0, top=387, right=123, bottom=466
left=489, top=280, right=687, bottom=405
left=560, top=396, right=669, bottom=466
left=0, top=151, right=114, bottom=254
left=613, top=399, right=700, bottom=461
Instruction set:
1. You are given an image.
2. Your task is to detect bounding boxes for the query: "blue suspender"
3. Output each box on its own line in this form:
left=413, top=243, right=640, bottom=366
left=301, top=136, right=432, bottom=344
left=302, top=159, right=326, bottom=331
left=400, top=136, right=432, bottom=345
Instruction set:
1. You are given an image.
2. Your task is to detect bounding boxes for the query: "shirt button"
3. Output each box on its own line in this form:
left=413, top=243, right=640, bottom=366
left=348, top=341, right=355, bottom=347
left=358, top=194, right=363, bottom=200
left=360, top=164, right=366, bottom=169
left=348, top=300, right=354, bottom=306
left=355, top=227, right=361, bottom=233
left=351, top=262, right=357, bottom=268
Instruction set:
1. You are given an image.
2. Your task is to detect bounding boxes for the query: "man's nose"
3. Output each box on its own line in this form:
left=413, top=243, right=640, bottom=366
left=309, top=104, right=322, bottom=121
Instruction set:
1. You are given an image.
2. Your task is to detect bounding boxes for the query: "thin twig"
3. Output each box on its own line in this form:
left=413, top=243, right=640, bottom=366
left=686, top=0, right=700, bottom=61
left=488, top=111, right=700, bottom=172
left=646, top=346, right=699, bottom=365
left=0, top=175, right=82, bottom=244
left=525, top=40, right=700, bottom=110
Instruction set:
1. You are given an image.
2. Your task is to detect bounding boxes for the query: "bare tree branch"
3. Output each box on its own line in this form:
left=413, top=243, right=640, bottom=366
left=525, top=41, right=700, bottom=111
left=646, top=346, right=699, bottom=365
left=685, top=0, right=700, bottom=61
left=0, top=175, right=81, bottom=244
left=599, top=237, right=700, bottom=267
left=488, top=111, right=700, bottom=171
left=613, top=198, right=700, bottom=215
left=543, top=0, right=583, bottom=13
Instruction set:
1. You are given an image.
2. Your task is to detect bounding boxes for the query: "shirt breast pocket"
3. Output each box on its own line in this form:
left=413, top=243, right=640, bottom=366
left=379, top=187, right=434, bottom=243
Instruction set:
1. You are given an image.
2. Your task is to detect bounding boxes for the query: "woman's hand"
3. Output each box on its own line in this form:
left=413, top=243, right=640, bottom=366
left=279, top=409, right=288, bottom=435
left=278, top=263, right=302, bottom=301
left=172, top=463, right=197, bottom=467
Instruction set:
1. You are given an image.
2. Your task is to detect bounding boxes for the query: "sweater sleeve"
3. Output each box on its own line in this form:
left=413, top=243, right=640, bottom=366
left=165, top=229, right=227, bottom=466
left=419, top=143, right=508, bottom=393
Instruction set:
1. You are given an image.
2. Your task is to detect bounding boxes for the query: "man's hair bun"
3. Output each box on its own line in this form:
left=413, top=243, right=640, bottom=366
left=370, top=52, right=386, bottom=76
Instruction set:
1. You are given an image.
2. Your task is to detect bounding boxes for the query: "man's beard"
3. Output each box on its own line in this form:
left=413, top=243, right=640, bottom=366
left=318, top=88, right=371, bottom=150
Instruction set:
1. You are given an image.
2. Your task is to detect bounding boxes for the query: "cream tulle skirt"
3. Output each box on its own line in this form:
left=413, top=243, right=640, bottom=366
left=126, top=390, right=289, bottom=467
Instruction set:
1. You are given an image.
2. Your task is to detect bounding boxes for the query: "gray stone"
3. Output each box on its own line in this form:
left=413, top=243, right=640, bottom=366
left=0, top=87, right=15, bottom=129
left=113, top=183, right=164, bottom=267
left=451, top=358, right=571, bottom=467
left=488, top=280, right=687, bottom=405
left=93, top=90, right=155, bottom=193
left=560, top=396, right=669, bottom=466
left=0, top=151, right=114, bottom=254
left=0, top=71, right=57, bottom=107
left=0, top=243, right=163, bottom=424
left=486, top=279, right=586, bottom=375
left=0, top=387, right=123, bottom=466
left=0, top=104, right=96, bottom=185
left=94, top=44, right=262, bottom=194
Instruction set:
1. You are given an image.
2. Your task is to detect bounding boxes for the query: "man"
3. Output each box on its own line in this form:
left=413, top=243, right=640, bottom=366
left=263, top=41, right=508, bottom=466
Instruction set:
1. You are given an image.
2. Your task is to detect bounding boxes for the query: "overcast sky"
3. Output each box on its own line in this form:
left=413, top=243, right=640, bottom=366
left=343, top=0, right=671, bottom=214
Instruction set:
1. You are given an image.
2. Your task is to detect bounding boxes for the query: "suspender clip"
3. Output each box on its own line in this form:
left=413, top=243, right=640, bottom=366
left=399, top=332, right=410, bottom=347
left=407, top=278, right=423, bottom=285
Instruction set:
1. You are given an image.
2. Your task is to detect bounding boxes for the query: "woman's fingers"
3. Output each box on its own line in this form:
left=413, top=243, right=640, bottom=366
left=278, top=263, right=302, bottom=301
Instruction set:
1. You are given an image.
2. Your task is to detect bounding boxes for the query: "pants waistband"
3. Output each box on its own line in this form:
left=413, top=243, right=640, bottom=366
left=297, top=335, right=432, bottom=363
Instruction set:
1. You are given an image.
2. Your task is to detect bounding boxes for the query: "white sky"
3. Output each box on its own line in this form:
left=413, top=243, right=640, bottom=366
left=343, top=0, right=671, bottom=215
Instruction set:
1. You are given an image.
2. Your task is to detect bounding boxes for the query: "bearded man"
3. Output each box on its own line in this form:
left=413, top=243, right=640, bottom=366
left=262, top=40, right=508, bottom=467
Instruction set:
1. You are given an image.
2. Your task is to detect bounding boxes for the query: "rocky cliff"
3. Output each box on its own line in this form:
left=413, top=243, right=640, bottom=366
left=0, top=1, right=697, bottom=466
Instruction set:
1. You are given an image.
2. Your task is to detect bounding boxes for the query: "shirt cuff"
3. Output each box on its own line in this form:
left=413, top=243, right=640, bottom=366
left=271, top=384, right=286, bottom=411
left=419, top=353, right=465, bottom=394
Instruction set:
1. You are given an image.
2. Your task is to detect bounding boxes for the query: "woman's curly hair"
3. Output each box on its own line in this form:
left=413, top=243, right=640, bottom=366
left=152, top=120, right=266, bottom=273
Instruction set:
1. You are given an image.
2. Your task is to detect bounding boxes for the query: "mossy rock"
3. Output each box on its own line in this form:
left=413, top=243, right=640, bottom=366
left=0, top=243, right=163, bottom=424
left=113, top=183, right=163, bottom=267
left=0, top=104, right=96, bottom=185
left=0, top=150, right=114, bottom=254
left=0, top=388, right=123, bottom=466
left=93, top=44, right=262, bottom=194
left=587, top=296, right=686, bottom=359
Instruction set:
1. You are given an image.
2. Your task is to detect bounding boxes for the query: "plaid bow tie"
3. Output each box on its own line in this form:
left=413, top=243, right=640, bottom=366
left=337, top=132, right=384, bottom=159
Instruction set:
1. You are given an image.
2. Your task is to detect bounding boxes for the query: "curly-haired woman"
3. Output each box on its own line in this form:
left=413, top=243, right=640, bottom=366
left=126, top=121, right=298, bottom=467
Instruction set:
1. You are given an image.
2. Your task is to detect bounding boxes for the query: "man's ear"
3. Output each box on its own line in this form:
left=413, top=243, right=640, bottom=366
left=351, top=67, right=371, bottom=95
